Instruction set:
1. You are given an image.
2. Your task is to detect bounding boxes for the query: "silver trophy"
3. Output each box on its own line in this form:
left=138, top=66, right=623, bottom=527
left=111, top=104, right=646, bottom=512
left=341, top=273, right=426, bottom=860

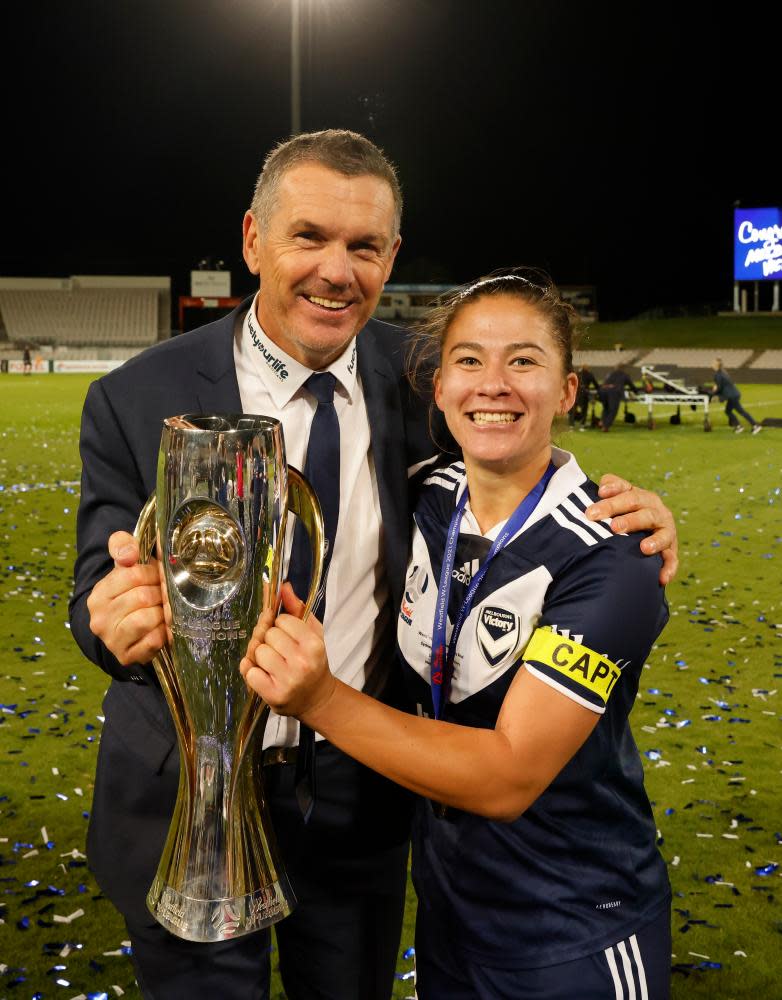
left=134, top=414, right=325, bottom=942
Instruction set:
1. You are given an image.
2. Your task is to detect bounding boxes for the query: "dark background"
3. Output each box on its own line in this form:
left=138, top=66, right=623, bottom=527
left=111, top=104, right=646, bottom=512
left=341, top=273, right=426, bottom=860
left=2, top=1, right=777, bottom=319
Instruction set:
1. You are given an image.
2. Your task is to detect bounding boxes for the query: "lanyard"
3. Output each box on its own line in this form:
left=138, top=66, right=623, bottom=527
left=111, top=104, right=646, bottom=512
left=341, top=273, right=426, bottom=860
left=430, top=461, right=556, bottom=719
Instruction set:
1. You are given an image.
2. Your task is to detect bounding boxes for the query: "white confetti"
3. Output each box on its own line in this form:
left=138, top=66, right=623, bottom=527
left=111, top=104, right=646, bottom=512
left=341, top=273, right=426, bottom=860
left=52, top=908, right=85, bottom=924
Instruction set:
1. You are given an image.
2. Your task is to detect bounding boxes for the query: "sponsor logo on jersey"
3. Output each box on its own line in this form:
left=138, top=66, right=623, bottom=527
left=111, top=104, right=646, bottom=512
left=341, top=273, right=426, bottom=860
left=346, top=343, right=356, bottom=375
left=400, top=564, right=429, bottom=625
left=247, top=313, right=290, bottom=381
left=452, top=557, right=479, bottom=585
left=476, top=605, right=520, bottom=667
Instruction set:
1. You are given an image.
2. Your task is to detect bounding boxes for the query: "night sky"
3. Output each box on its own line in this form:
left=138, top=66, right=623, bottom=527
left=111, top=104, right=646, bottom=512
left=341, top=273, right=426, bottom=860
left=3, top=1, right=777, bottom=319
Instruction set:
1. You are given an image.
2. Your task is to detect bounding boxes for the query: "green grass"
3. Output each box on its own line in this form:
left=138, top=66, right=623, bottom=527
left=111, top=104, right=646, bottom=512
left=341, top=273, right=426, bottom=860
left=1, top=374, right=781, bottom=999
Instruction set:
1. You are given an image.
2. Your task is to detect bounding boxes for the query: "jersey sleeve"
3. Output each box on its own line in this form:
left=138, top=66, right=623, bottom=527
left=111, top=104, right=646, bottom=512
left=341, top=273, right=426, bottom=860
left=522, top=536, right=668, bottom=714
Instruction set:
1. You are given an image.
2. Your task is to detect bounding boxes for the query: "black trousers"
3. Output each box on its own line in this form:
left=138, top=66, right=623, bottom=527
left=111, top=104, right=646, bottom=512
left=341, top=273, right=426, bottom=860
left=115, top=739, right=410, bottom=1000
left=724, top=398, right=756, bottom=427
left=599, top=389, right=623, bottom=430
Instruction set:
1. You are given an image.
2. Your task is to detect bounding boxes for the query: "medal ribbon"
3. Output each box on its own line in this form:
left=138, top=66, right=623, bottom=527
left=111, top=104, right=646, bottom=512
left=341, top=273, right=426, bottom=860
left=430, top=461, right=556, bottom=719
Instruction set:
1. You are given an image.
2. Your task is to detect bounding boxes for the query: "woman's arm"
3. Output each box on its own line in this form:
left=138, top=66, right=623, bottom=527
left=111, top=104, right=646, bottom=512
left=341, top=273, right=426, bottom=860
left=241, top=586, right=599, bottom=823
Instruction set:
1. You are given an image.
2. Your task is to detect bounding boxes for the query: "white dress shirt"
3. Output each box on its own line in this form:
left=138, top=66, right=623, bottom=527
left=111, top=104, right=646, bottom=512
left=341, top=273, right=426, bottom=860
left=234, top=295, right=392, bottom=748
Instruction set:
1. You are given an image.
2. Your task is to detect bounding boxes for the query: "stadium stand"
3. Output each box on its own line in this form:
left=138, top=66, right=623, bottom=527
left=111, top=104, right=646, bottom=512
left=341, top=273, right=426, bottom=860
left=749, top=350, right=782, bottom=370
left=572, top=349, right=639, bottom=368
left=0, top=276, right=170, bottom=350
left=637, top=347, right=753, bottom=369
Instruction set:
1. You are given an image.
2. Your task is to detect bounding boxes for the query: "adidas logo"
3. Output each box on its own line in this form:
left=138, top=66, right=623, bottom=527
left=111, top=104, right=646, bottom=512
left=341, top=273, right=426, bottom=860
left=452, top=558, right=479, bottom=585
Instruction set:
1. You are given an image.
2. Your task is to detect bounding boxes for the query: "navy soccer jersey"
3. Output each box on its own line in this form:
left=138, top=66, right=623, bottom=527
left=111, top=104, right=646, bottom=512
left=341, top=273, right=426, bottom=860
left=398, top=448, right=671, bottom=969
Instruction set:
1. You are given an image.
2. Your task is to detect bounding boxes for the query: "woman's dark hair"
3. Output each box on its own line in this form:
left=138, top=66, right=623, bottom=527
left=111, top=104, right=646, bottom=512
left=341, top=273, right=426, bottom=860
left=407, top=268, right=582, bottom=395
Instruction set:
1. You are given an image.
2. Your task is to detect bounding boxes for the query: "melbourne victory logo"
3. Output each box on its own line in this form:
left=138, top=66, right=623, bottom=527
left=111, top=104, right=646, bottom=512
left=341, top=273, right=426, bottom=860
left=476, top=605, right=520, bottom=666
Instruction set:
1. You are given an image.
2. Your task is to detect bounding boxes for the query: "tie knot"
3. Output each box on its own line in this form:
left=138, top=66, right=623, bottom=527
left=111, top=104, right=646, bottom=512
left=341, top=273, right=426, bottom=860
left=306, top=371, right=337, bottom=405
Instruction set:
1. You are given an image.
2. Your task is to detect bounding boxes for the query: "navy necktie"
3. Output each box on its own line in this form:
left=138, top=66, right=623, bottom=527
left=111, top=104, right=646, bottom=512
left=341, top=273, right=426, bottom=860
left=288, top=371, right=340, bottom=821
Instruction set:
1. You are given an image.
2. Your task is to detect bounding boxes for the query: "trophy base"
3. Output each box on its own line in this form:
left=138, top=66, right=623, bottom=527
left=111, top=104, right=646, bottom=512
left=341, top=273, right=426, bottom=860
left=147, top=875, right=295, bottom=942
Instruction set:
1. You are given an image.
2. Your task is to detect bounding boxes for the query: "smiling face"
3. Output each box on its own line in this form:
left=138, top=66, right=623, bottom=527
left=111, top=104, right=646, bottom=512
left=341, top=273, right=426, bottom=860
left=434, top=294, right=578, bottom=478
left=242, top=162, right=401, bottom=369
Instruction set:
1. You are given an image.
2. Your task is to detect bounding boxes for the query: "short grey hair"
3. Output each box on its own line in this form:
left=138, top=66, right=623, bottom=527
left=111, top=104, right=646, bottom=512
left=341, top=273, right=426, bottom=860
left=250, top=129, right=403, bottom=237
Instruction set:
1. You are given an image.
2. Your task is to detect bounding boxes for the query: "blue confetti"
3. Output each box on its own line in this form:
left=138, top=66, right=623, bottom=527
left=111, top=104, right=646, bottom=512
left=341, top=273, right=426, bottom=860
left=755, top=863, right=779, bottom=877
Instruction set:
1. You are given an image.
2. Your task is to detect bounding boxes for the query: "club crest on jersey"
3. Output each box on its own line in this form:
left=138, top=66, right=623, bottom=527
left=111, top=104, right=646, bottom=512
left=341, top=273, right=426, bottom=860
left=400, top=565, right=429, bottom=626
left=476, top=605, right=519, bottom=667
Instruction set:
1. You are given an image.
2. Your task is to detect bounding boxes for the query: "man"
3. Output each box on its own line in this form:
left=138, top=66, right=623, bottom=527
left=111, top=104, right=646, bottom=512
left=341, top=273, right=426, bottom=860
left=569, top=363, right=600, bottom=429
left=70, top=129, right=677, bottom=1000
left=599, top=363, right=638, bottom=432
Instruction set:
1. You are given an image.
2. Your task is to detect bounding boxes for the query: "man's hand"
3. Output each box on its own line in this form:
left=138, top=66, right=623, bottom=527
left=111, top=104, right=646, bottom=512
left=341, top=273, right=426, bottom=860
left=86, top=530, right=169, bottom=666
left=585, top=475, right=678, bottom=586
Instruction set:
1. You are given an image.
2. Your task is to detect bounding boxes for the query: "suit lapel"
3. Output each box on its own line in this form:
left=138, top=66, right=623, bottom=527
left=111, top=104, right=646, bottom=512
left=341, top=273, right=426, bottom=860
left=193, top=299, right=249, bottom=414
left=357, top=327, right=409, bottom=605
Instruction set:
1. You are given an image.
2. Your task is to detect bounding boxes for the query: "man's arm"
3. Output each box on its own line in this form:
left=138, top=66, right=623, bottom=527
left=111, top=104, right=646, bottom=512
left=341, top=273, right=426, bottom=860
left=585, top=476, right=677, bottom=585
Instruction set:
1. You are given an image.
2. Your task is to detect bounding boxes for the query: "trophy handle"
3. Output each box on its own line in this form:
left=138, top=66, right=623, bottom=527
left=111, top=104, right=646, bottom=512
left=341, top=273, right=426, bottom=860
left=133, top=494, right=194, bottom=762
left=286, top=466, right=326, bottom=621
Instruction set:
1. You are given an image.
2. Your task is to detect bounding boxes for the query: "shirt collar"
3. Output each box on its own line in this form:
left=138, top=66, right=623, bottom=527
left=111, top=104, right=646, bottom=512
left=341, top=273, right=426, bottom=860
left=242, top=294, right=359, bottom=407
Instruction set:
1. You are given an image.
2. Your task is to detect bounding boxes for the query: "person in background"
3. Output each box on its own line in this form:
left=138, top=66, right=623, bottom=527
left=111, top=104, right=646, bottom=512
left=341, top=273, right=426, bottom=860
left=599, top=363, right=638, bottom=431
left=710, top=357, right=762, bottom=434
left=569, top=362, right=600, bottom=429
left=243, top=273, right=672, bottom=999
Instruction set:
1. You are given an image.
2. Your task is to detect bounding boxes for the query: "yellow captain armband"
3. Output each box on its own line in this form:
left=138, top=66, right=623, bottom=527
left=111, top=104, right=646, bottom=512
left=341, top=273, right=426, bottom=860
left=522, top=627, right=622, bottom=712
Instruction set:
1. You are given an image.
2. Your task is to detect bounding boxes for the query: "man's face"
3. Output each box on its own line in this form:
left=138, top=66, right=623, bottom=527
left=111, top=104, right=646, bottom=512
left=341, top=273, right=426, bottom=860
left=242, top=163, right=401, bottom=369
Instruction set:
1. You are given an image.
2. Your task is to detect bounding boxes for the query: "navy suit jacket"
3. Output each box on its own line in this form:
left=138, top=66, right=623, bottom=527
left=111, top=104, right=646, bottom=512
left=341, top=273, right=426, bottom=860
left=69, top=300, right=435, bottom=918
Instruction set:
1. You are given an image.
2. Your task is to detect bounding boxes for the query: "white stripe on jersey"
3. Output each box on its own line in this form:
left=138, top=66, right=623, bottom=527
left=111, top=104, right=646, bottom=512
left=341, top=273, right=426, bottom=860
left=523, top=662, right=606, bottom=715
left=550, top=506, right=599, bottom=546
left=560, top=497, right=613, bottom=540
left=617, top=939, right=637, bottom=1000
left=605, top=934, right=649, bottom=1000
left=423, top=462, right=465, bottom=492
left=604, top=945, right=624, bottom=999
left=629, top=934, right=649, bottom=1000
left=407, top=455, right=441, bottom=478
left=424, top=473, right=460, bottom=491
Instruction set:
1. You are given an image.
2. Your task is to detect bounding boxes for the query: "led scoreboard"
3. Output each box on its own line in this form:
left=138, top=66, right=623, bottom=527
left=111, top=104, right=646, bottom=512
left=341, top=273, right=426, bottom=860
left=734, top=207, right=782, bottom=281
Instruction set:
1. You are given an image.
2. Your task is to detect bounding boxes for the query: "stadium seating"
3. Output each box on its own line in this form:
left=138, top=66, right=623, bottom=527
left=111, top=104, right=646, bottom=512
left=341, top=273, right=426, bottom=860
left=572, top=349, right=639, bottom=368
left=749, top=350, right=782, bottom=370
left=637, top=347, right=753, bottom=369
left=0, top=288, right=159, bottom=346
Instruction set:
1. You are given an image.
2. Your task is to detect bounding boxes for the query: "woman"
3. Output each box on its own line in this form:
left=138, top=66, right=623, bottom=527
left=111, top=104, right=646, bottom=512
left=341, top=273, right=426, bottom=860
left=242, top=274, right=671, bottom=998
left=710, top=357, right=762, bottom=434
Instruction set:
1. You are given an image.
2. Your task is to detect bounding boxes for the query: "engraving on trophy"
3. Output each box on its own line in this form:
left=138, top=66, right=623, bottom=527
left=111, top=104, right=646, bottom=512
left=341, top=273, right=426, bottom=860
left=167, top=497, right=246, bottom=610
left=171, top=607, right=248, bottom=642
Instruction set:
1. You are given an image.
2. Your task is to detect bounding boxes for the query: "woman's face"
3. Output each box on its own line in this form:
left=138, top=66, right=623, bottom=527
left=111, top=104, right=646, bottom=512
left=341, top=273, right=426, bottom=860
left=434, top=294, right=577, bottom=475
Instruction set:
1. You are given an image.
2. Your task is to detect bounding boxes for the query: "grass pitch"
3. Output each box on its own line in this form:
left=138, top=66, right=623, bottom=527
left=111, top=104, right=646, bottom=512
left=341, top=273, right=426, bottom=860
left=0, top=374, right=780, bottom=999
